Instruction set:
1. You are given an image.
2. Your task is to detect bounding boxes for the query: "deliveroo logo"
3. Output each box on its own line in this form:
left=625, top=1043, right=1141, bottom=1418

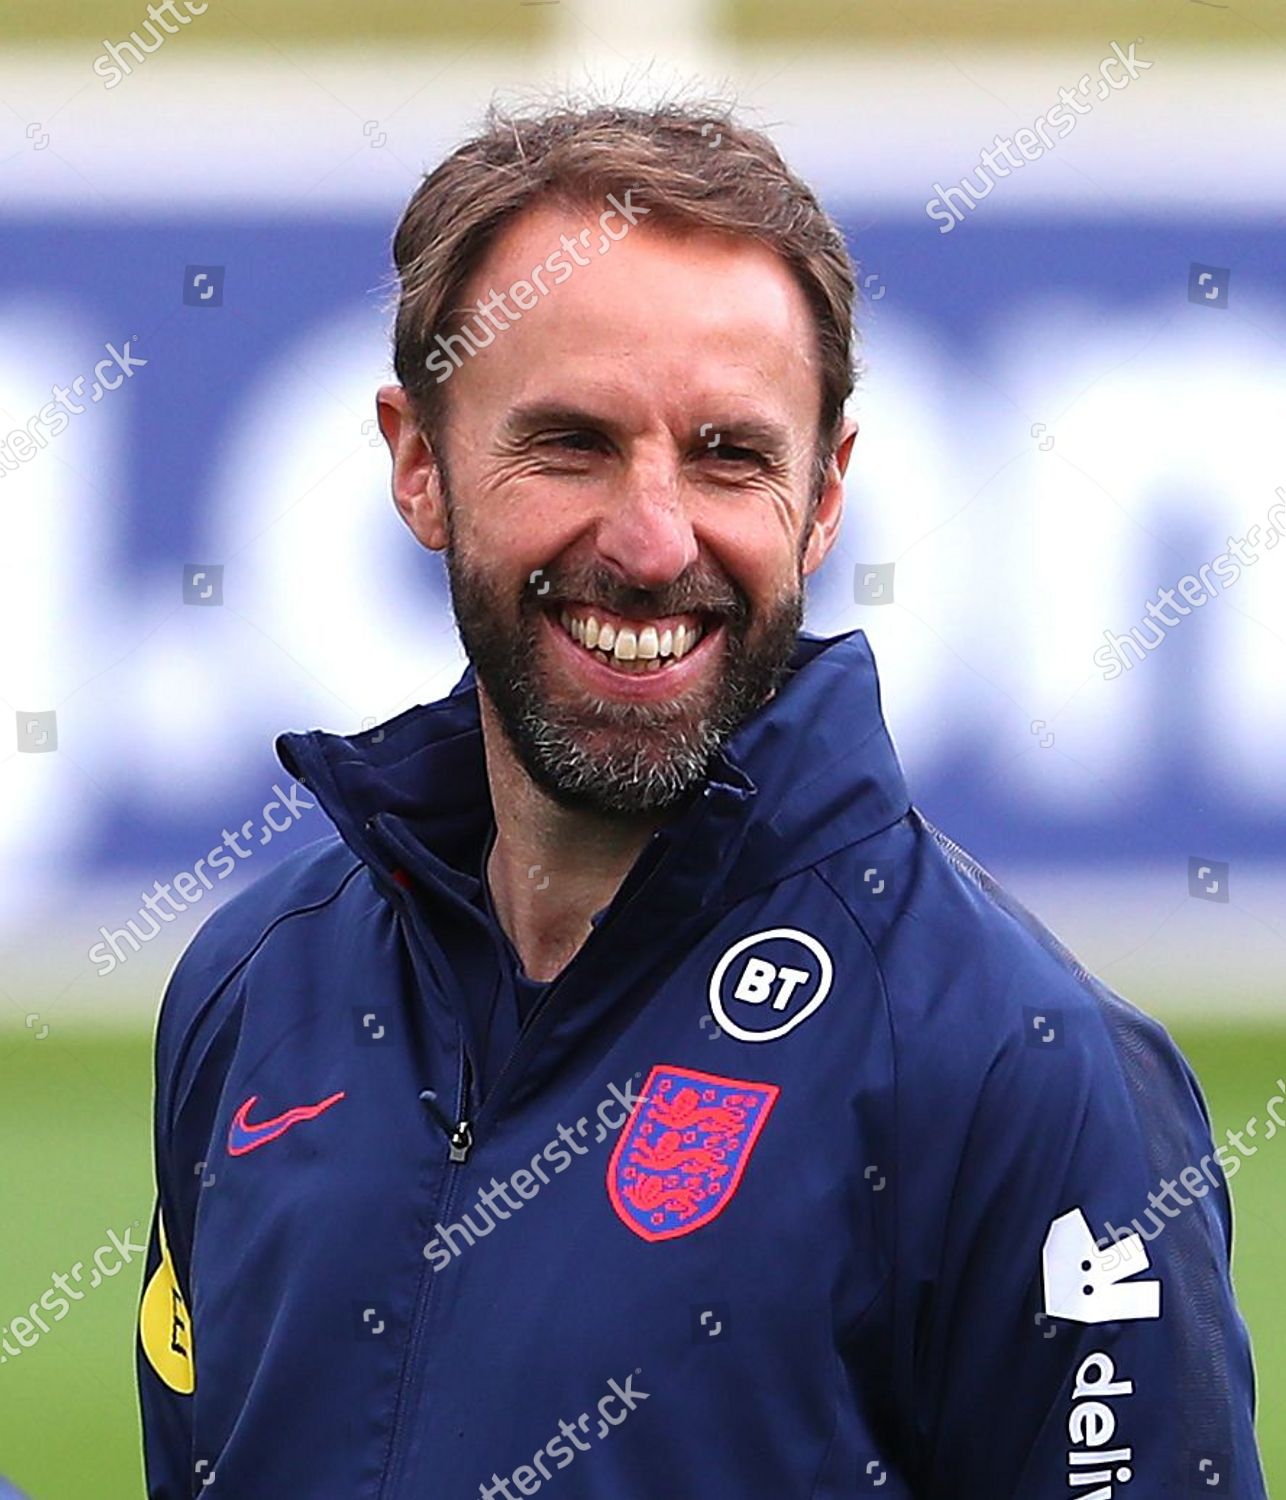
left=1042, top=1208, right=1161, bottom=1324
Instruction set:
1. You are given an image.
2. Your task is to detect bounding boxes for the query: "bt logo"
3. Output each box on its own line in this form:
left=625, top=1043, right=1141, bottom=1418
left=707, top=928, right=833, bottom=1042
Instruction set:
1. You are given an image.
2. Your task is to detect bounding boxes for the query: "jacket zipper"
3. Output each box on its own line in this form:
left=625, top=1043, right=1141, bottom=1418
left=380, top=944, right=605, bottom=1495
left=377, top=833, right=674, bottom=1494
left=378, top=908, right=472, bottom=1498
left=419, top=1075, right=473, bottom=1162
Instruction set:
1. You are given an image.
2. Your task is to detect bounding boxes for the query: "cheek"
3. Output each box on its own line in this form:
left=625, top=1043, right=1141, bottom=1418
left=701, top=510, right=801, bottom=599
left=459, top=475, right=592, bottom=567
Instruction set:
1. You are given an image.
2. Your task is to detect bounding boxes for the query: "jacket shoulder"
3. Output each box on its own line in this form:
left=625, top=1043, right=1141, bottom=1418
left=818, top=811, right=1201, bottom=1123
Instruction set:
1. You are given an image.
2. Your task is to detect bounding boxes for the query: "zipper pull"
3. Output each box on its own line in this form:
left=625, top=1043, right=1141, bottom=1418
left=419, top=1090, right=473, bottom=1163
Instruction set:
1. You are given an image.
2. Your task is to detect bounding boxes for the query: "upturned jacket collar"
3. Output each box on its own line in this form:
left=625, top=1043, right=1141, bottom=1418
left=276, top=628, right=911, bottom=919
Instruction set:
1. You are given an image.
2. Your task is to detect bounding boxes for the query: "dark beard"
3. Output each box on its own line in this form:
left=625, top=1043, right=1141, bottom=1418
left=445, top=548, right=802, bottom=816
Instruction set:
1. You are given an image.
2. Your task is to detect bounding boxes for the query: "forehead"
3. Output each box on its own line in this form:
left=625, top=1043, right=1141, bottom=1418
left=452, top=199, right=823, bottom=431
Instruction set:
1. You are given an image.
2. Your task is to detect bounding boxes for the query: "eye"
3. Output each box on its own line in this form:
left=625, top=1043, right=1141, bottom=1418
left=542, top=430, right=604, bottom=453
left=703, top=443, right=766, bottom=467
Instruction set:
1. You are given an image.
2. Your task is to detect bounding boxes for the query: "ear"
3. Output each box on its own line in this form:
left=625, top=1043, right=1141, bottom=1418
left=801, top=416, right=857, bottom=577
left=376, top=385, right=449, bottom=552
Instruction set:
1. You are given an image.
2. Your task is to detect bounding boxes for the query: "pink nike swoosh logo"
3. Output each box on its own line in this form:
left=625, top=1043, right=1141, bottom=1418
left=227, top=1091, right=346, bottom=1156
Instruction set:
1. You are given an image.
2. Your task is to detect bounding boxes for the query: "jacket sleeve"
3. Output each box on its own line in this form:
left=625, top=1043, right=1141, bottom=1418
left=136, top=934, right=241, bottom=1499
left=137, top=1199, right=196, bottom=1497
left=912, top=989, right=1267, bottom=1498
left=136, top=1032, right=199, bottom=1499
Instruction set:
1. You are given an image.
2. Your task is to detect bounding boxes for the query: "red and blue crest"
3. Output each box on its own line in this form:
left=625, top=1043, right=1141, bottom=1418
left=607, top=1065, right=779, bottom=1242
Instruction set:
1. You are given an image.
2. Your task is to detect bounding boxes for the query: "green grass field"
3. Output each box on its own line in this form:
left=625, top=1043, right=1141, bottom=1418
left=1, top=1021, right=1282, bottom=1496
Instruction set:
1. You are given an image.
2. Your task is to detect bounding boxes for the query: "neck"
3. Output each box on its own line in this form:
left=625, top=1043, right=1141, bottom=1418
left=478, top=691, right=666, bottom=981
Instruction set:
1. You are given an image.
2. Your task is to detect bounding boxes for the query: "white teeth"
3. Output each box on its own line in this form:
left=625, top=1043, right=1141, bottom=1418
left=681, top=622, right=704, bottom=657
left=559, top=610, right=707, bottom=664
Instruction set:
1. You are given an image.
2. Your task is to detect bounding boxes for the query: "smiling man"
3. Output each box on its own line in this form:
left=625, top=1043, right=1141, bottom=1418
left=138, top=102, right=1266, bottom=1498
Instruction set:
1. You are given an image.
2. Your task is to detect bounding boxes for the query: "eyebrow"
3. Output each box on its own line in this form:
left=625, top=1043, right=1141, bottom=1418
left=502, top=402, right=613, bottom=440
left=502, top=401, right=794, bottom=454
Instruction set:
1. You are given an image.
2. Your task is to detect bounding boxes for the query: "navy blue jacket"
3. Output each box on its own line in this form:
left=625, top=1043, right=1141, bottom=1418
left=137, top=630, right=1266, bottom=1498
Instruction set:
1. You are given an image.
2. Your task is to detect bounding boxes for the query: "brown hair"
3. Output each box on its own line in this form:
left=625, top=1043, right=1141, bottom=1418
left=390, top=97, right=859, bottom=494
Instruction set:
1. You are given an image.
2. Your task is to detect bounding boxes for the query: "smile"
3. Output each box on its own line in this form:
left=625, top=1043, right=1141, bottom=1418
left=555, top=606, right=707, bottom=675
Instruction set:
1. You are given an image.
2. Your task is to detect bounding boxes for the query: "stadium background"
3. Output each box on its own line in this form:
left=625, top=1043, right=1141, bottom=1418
left=1, top=0, right=1283, bottom=1492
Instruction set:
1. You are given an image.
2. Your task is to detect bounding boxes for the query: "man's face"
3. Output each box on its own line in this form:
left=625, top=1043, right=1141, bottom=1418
left=386, top=200, right=849, bottom=814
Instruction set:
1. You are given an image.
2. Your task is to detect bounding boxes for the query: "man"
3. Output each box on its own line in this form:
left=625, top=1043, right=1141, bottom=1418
left=138, top=101, right=1266, bottom=1497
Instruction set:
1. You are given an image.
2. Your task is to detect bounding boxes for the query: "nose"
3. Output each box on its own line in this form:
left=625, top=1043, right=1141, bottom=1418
left=593, top=465, right=699, bottom=590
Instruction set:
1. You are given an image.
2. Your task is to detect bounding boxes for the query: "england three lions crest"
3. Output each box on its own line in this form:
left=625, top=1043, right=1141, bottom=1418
left=607, top=1065, right=779, bottom=1242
